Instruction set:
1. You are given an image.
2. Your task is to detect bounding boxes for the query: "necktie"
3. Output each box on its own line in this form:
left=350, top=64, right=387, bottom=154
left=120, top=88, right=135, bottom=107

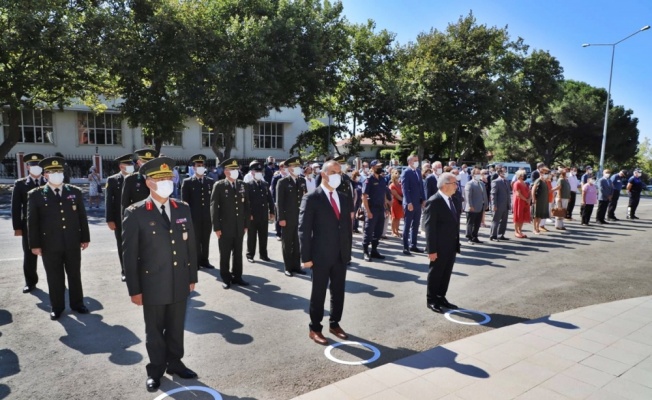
left=55, top=188, right=61, bottom=199
left=448, top=197, right=457, bottom=216
left=160, top=205, right=171, bottom=227
left=329, top=192, right=340, bottom=219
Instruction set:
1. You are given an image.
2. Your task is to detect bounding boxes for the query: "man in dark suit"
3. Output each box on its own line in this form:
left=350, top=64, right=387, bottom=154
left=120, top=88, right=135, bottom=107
left=181, top=154, right=215, bottom=269
left=424, top=168, right=438, bottom=199
left=401, top=155, right=426, bottom=254
left=105, top=153, right=135, bottom=282
left=245, top=161, right=274, bottom=263
left=464, top=167, right=488, bottom=244
left=424, top=172, right=461, bottom=313
left=12, top=153, right=46, bottom=293
left=315, top=155, right=355, bottom=210
left=299, top=160, right=353, bottom=345
left=121, top=148, right=158, bottom=217
left=490, top=167, right=511, bottom=241
left=276, top=156, right=307, bottom=277
left=27, top=156, right=91, bottom=320
left=122, top=157, right=199, bottom=392
left=211, top=158, right=250, bottom=289
left=270, top=161, right=287, bottom=241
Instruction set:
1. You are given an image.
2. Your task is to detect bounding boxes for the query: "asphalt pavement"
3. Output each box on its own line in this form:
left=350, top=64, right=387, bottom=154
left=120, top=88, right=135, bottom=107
left=0, top=187, right=651, bottom=400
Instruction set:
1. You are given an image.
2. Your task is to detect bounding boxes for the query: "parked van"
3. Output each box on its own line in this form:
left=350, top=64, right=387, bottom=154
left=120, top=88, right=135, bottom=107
left=486, top=162, right=531, bottom=181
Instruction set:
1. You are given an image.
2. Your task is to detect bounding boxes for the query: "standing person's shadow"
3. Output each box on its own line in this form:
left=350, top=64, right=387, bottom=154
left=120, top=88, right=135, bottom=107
left=58, top=298, right=142, bottom=365
left=185, top=293, right=253, bottom=345
left=0, top=309, right=18, bottom=399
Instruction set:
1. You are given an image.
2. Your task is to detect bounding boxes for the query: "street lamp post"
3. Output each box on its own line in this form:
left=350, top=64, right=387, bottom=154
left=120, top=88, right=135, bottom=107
left=582, top=25, right=650, bottom=175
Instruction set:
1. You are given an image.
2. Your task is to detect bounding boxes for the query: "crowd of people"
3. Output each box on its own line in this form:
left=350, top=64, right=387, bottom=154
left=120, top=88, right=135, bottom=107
left=10, top=149, right=648, bottom=393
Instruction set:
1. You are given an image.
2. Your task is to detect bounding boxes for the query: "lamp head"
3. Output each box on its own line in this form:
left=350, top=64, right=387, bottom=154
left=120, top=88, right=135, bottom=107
left=641, top=25, right=651, bottom=31
left=582, top=43, right=590, bottom=47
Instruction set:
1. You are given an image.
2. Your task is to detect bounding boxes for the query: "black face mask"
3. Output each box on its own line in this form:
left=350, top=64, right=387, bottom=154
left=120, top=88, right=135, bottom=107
left=374, top=167, right=383, bottom=174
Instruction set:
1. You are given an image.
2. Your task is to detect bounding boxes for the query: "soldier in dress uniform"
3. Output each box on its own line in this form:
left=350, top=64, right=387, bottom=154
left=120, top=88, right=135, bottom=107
left=245, top=161, right=274, bottom=263
left=122, top=157, right=199, bottom=392
left=276, top=156, right=307, bottom=277
left=27, top=156, right=91, bottom=320
left=12, top=153, right=47, bottom=293
left=210, top=158, right=251, bottom=289
left=181, top=154, right=215, bottom=269
left=121, top=148, right=158, bottom=216
left=105, top=153, right=135, bottom=282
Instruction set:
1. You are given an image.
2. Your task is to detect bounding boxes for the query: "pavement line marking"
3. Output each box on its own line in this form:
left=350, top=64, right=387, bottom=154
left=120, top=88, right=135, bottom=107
left=154, top=386, right=222, bottom=400
left=324, top=341, right=381, bottom=365
left=445, top=309, right=492, bottom=326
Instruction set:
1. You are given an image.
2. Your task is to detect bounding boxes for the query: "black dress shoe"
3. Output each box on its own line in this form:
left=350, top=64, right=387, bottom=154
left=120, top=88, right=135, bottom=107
left=222, top=282, right=231, bottom=289
left=471, top=238, right=483, bottom=244
left=260, top=256, right=271, bottom=261
left=489, top=237, right=499, bottom=242
left=363, top=252, right=372, bottom=261
left=22, top=285, right=35, bottom=294
left=246, top=257, right=255, bottom=263
left=499, top=236, right=509, bottom=241
left=146, top=377, right=161, bottom=392
left=74, top=305, right=90, bottom=314
left=121, top=274, right=126, bottom=282
left=202, top=263, right=216, bottom=269
left=232, top=278, right=249, bottom=286
left=409, top=247, right=424, bottom=253
left=402, top=249, right=411, bottom=256
left=166, top=367, right=198, bottom=379
left=292, top=269, right=307, bottom=275
left=284, top=271, right=293, bottom=277
left=370, top=251, right=385, bottom=259
left=427, top=303, right=444, bottom=313
left=50, top=310, right=63, bottom=320
left=439, top=298, right=458, bottom=309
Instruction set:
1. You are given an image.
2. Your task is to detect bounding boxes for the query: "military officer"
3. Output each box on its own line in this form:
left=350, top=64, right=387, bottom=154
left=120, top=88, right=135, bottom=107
left=105, top=153, right=135, bottom=282
left=211, top=158, right=251, bottom=289
left=276, top=156, right=307, bottom=277
left=245, top=161, right=274, bottom=263
left=362, top=160, right=390, bottom=262
left=121, top=148, right=158, bottom=217
left=11, top=153, right=47, bottom=293
left=181, top=154, right=215, bottom=269
left=27, top=156, right=91, bottom=320
left=122, top=157, right=199, bottom=392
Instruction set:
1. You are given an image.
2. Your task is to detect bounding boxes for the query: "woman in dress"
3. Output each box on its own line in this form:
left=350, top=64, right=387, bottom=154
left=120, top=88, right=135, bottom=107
left=389, top=170, right=404, bottom=237
left=87, top=166, right=101, bottom=209
left=512, top=169, right=531, bottom=238
left=531, top=167, right=550, bottom=234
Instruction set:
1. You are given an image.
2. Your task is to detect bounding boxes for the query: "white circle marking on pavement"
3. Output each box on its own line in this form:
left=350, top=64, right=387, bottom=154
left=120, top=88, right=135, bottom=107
left=154, top=386, right=223, bottom=400
left=324, top=341, right=381, bottom=365
left=445, top=309, right=491, bottom=325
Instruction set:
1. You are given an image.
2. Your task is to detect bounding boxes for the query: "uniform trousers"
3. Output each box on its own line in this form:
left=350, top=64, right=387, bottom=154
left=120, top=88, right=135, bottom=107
left=247, top=217, right=269, bottom=259
left=427, top=252, right=457, bottom=304
left=113, top=221, right=124, bottom=274
left=607, top=191, right=620, bottom=219
left=628, top=194, right=641, bottom=217
left=363, top=207, right=385, bottom=248
left=42, top=248, right=83, bottom=312
left=281, top=222, right=300, bottom=272
left=143, top=301, right=187, bottom=378
left=309, top=260, right=346, bottom=332
left=21, top=224, right=39, bottom=287
left=218, top=233, right=244, bottom=283
left=194, top=218, right=212, bottom=266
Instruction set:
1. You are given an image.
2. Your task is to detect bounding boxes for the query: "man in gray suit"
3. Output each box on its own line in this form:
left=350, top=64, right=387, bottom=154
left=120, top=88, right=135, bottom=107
left=490, top=167, right=511, bottom=241
left=596, top=169, right=613, bottom=224
left=464, top=167, right=488, bottom=244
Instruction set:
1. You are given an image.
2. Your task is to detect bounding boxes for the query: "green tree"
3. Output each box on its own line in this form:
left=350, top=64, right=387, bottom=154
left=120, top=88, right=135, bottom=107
left=0, top=0, right=115, bottom=159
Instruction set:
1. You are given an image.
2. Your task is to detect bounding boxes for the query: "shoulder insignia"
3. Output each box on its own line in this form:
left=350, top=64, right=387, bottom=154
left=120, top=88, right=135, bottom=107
left=170, top=199, right=179, bottom=208
left=145, top=200, right=153, bottom=211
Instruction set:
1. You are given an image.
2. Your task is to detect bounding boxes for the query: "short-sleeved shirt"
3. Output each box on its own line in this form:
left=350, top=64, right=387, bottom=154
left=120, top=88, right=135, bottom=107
left=628, top=176, right=643, bottom=194
left=363, top=174, right=389, bottom=208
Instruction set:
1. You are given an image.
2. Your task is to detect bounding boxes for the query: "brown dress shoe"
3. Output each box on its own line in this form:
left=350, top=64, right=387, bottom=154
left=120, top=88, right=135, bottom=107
left=329, top=326, right=349, bottom=340
left=309, top=330, right=328, bottom=345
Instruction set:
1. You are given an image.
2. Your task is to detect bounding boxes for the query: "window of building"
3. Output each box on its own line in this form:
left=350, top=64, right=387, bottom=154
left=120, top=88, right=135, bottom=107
left=1, top=109, right=54, bottom=144
left=201, top=125, right=234, bottom=148
left=253, top=122, right=284, bottom=149
left=78, top=112, right=122, bottom=145
left=144, top=130, right=183, bottom=146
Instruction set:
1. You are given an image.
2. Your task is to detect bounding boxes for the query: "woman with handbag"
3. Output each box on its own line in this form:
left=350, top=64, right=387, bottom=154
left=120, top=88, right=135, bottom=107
left=555, top=169, right=571, bottom=230
left=87, top=166, right=102, bottom=209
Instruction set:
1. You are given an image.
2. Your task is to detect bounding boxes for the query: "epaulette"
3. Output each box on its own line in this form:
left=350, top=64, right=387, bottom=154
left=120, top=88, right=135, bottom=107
left=145, top=200, right=153, bottom=211
left=170, top=199, right=179, bottom=208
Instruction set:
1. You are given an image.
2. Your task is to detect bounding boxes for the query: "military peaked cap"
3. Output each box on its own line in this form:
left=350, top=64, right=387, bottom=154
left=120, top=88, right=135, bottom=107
left=139, top=157, right=175, bottom=179
left=23, top=153, right=45, bottom=165
left=39, top=156, right=65, bottom=171
left=190, top=154, right=207, bottom=164
left=134, top=148, right=158, bottom=161
left=114, top=153, right=134, bottom=164
left=220, top=158, right=239, bottom=169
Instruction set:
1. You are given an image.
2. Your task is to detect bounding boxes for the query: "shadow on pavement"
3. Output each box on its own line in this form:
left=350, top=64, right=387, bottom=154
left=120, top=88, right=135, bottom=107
left=227, top=276, right=309, bottom=311
left=345, top=280, right=394, bottom=298
left=393, top=346, right=489, bottom=378
left=522, top=315, right=579, bottom=330
left=185, top=294, right=253, bottom=345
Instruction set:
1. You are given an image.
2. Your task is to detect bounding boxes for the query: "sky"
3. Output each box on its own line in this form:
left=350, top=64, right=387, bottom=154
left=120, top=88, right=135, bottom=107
left=338, top=0, right=652, bottom=143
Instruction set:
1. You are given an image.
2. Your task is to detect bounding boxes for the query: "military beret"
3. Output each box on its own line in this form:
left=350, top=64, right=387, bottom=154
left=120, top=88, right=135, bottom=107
left=23, top=153, right=45, bottom=165
left=39, top=156, right=65, bottom=172
left=285, top=156, right=302, bottom=167
left=139, top=157, right=175, bottom=179
left=134, top=148, right=158, bottom=161
left=190, top=154, right=207, bottom=164
left=220, top=158, right=239, bottom=169
left=114, top=153, right=134, bottom=164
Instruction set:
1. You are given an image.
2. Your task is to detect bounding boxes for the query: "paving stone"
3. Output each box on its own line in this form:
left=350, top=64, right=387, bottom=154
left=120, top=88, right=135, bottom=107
left=561, top=363, right=615, bottom=388
left=540, top=374, right=599, bottom=399
left=602, top=377, right=652, bottom=399
left=580, top=354, right=632, bottom=377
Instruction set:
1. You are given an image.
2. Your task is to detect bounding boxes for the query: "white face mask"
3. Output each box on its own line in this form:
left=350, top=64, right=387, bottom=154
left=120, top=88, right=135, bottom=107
left=254, top=172, right=263, bottom=181
left=154, top=180, right=174, bottom=198
left=543, top=174, right=550, bottom=179
left=291, top=167, right=302, bottom=176
left=228, top=170, right=239, bottom=180
left=327, top=173, right=341, bottom=189
left=196, top=166, right=206, bottom=176
left=125, top=165, right=135, bottom=174
left=455, top=174, right=461, bottom=181
left=29, top=165, right=42, bottom=176
left=474, top=174, right=482, bottom=181
left=412, top=161, right=419, bottom=169
left=436, top=168, right=443, bottom=175
left=604, top=174, right=610, bottom=179
left=47, top=172, right=64, bottom=185
left=314, top=168, right=320, bottom=174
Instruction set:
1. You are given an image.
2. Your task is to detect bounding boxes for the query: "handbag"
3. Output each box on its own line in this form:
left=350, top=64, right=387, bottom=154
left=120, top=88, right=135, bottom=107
left=551, top=199, right=565, bottom=217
